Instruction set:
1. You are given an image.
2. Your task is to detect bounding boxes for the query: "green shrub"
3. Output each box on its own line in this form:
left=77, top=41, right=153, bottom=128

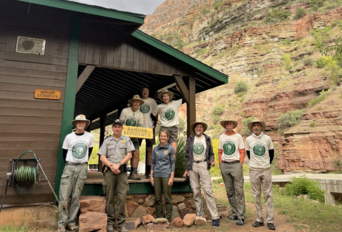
left=242, top=116, right=255, bottom=136
left=309, top=121, right=316, bottom=127
left=303, top=57, right=313, bottom=66
left=265, top=10, right=291, bottom=23
left=309, top=0, right=324, bottom=8
left=234, top=81, right=248, bottom=94
left=214, top=2, right=223, bottom=10
left=293, top=8, right=306, bottom=20
left=213, top=106, right=224, bottom=115
left=283, top=39, right=291, bottom=46
left=213, top=115, right=220, bottom=123
left=308, top=89, right=331, bottom=107
left=316, top=57, right=326, bottom=68
left=283, top=54, right=292, bottom=69
left=175, top=137, right=186, bottom=178
left=284, top=176, right=325, bottom=201
left=277, top=109, right=305, bottom=132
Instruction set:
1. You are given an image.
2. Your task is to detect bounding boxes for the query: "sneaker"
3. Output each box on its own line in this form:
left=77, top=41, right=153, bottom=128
left=228, top=215, right=238, bottom=220
left=58, top=228, right=66, bottom=232
left=212, top=219, right=220, bottom=227
left=68, top=225, right=79, bottom=231
left=267, top=223, right=276, bottom=230
left=252, top=221, right=265, bottom=227
left=131, top=171, right=141, bottom=180
left=118, top=226, right=129, bottom=232
left=236, top=218, right=244, bottom=226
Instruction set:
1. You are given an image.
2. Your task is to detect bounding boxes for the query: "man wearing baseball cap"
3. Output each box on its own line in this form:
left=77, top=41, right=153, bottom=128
left=245, top=118, right=275, bottom=231
left=218, top=119, right=246, bottom=226
left=98, top=119, right=135, bottom=232
left=58, top=115, right=94, bottom=232
left=120, top=95, right=144, bottom=180
left=183, top=122, right=220, bottom=227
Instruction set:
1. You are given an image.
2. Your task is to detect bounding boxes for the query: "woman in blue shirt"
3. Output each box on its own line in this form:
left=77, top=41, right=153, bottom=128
left=150, top=129, right=176, bottom=221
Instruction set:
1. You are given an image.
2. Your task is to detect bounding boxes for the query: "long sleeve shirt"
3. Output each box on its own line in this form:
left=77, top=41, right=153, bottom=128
left=151, top=143, right=175, bottom=177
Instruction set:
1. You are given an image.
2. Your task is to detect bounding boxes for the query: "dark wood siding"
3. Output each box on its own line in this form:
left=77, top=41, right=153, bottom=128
left=0, top=2, right=71, bottom=205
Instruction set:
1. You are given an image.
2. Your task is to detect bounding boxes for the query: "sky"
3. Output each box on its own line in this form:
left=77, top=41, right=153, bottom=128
left=68, top=0, right=166, bottom=15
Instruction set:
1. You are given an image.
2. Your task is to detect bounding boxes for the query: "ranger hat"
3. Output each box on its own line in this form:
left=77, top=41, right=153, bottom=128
left=247, top=118, right=265, bottom=131
left=191, top=122, right=208, bottom=132
left=128, top=94, right=144, bottom=106
left=72, top=114, right=90, bottom=128
left=112, top=119, right=123, bottom=126
left=220, top=119, right=238, bottom=129
left=158, top=89, right=174, bottom=102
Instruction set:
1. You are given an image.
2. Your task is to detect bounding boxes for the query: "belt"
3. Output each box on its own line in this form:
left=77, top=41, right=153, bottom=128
left=222, top=160, right=239, bottom=164
left=66, top=162, right=88, bottom=165
left=193, top=159, right=207, bottom=163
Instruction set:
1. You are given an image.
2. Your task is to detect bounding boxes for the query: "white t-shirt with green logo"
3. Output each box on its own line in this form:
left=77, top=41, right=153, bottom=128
left=193, top=135, right=207, bottom=161
left=245, top=132, right=274, bottom=169
left=120, top=107, right=143, bottom=127
left=63, top=132, right=94, bottom=163
left=139, top=97, right=158, bottom=128
left=219, top=133, right=244, bottom=162
left=157, top=99, right=182, bottom=127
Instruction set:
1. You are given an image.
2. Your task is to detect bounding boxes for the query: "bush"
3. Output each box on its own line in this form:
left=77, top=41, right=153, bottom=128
left=265, top=10, right=291, bottom=23
left=293, top=8, right=306, bottom=20
left=234, top=81, right=248, bottom=94
left=277, top=109, right=305, bottom=133
left=308, top=89, right=331, bottom=107
left=284, top=176, right=325, bottom=201
left=316, top=57, right=326, bottom=68
left=174, top=137, right=186, bottom=178
left=309, top=121, right=316, bottom=127
left=213, top=106, right=224, bottom=115
left=303, top=57, right=313, bottom=66
left=242, top=116, right=255, bottom=136
left=309, top=0, right=324, bottom=8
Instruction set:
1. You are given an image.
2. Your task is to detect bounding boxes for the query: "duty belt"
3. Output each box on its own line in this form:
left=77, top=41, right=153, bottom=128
left=66, top=162, right=88, bottom=165
left=193, top=159, right=207, bottom=163
left=222, top=160, right=239, bottom=164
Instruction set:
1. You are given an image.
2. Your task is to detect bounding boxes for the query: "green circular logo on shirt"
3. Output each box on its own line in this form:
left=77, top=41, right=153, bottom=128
left=72, top=143, right=87, bottom=159
left=165, top=109, right=175, bottom=120
left=193, top=143, right=204, bottom=156
left=223, top=141, right=236, bottom=156
left=140, top=104, right=150, bottom=114
left=126, top=117, right=137, bottom=126
left=253, top=144, right=266, bottom=156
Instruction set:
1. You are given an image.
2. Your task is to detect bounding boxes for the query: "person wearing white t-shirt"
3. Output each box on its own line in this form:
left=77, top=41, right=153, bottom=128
left=245, top=118, right=275, bottom=231
left=156, top=89, right=183, bottom=155
left=139, top=86, right=158, bottom=178
left=120, top=94, right=144, bottom=180
left=58, top=115, right=94, bottom=232
left=218, top=119, right=246, bottom=226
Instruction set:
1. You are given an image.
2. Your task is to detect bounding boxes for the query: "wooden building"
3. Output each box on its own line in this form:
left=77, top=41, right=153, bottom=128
left=0, top=0, right=228, bottom=206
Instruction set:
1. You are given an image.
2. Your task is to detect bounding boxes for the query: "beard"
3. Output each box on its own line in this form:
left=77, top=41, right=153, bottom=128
left=195, top=131, right=202, bottom=136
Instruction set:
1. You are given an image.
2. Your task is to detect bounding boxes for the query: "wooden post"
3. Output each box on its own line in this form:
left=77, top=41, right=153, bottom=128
left=86, top=121, right=92, bottom=132
left=187, top=76, right=196, bottom=137
left=98, top=114, right=107, bottom=171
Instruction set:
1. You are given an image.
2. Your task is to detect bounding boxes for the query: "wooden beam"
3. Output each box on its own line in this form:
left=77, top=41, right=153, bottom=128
left=173, top=75, right=189, bottom=104
left=98, top=114, right=107, bottom=172
left=86, top=121, right=92, bottom=132
left=187, top=76, right=196, bottom=137
left=76, top=65, right=95, bottom=92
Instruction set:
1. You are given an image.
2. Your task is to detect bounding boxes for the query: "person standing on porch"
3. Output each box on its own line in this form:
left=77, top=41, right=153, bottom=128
left=120, top=95, right=144, bottom=180
left=218, top=119, right=246, bottom=226
left=245, top=118, right=276, bottom=231
left=98, top=119, right=135, bottom=232
left=156, top=89, right=183, bottom=155
left=150, top=129, right=175, bottom=221
left=183, top=122, right=220, bottom=227
left=58, top=115, right=94, bottom=232
left=139, top=86, right=158, bottom=178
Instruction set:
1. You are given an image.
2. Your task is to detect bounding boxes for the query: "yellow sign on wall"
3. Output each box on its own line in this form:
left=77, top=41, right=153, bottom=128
left=122, top=126, right=153, bottom=139
left=34, top=89, right=61, bottom=100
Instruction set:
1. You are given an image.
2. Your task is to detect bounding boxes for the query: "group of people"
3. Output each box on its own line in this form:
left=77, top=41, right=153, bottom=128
left=57, top=86, right=276, bottom=232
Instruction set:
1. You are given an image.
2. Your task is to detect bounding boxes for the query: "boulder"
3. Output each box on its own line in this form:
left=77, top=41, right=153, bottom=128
left=146, top=207, right=155, bottom=215
left=146, top=222, right=169, bottom=230
left=131, top=206, right=147, bottom=218
left=180, top=208, right=192, bottom=219
left=183, top=213, right=196, bottom=226
left=170, top=205, right=180, bottom=221
left=170, top=217, right=184, bottom=228
left=219, top=211, right=229, bottom=218
left=79, top=196, right=106, bottom=214
left=79, top=212, right=107, bottom=232
left=187, top=200, right=196, bottom=209
left=127, top=201, right=139, bottom=217
left=178, top=203, right=186, bottom=211
left=195, top=216, right=206, bottom=226
left=125, top=217, right=141, bottom=230
left=138, top=199, right=144, bottom=204
left=144, top=195, right=156, bottom=207
left=172, top=195, right=185, bottom=204
left=141, top=214, right=155, bottom=225
left=153, top=218, right=168, bottom=224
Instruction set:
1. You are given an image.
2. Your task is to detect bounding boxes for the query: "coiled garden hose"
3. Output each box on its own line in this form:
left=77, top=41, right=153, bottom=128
left=15, top=165, right=37, bottom=194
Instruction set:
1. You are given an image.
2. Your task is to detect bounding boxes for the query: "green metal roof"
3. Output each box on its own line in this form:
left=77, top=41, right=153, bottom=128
left=17, top=0, right=145, bottom=24
left=132, top=30, right=228, bottom=84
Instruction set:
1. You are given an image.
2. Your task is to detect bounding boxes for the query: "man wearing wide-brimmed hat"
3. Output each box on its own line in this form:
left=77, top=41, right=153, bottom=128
left=58, top=115, right=94, bottom=232
left=119, top=94, right=144, bottom=180
left=156, top=89, right=183, bottom=155
left=183, top=122, right=220, bottom=227
left=245, top=118, right=275, bottom=231
left=218, top=119, right=246, bottom=226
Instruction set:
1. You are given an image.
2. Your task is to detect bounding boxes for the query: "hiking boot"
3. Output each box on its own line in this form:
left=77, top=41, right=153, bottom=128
left=252, top=221, right=264, bottom=227
left=68, top=225, right=79, bottom=231
left=267, top=223, right=276, bottom=230
left=212, top=219, right=220, bottom=227
left=118, top=226, right=129, bottom=232
left=228, top=215, right=238, bottom=220
left=131, top=171, right=141, bottom=180
left=106, top=226, right=114, bottom=232
left=58, top=227, right=66, bottom=232
left=236, top=218, right=244, bottom=226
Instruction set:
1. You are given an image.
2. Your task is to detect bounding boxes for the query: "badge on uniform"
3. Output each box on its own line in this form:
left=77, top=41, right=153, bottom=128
left=122, top=139, right=125, bottom=144
left=164, top=150, right=168, bottom=155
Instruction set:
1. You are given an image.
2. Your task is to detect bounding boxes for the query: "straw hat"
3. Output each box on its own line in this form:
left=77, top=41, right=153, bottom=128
left=128, top=94, right=144, bottom=105
left=72, top=114, right=90, bottom=128
left=190, top=122, right=208, bottom=133
left=247, top=118, right=266, bottom=131
left=158, top=89, right=174, bottom=102
left=220, top=119, right=238, bottom=129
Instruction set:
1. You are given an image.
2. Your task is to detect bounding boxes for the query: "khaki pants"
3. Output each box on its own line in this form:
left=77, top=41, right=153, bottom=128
left=58, top=163, right=88, bottom=228
left=103, top=171, right=129, bottom=229
left=220, top=162, right=245, bottom=219
left=153, top=177, right=172, bottom=220
left=249, top=168, right=274, bottom=223
left=189, top=162, right=219, bottom=220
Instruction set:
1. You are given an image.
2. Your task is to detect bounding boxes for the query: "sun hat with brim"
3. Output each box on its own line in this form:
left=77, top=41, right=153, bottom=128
left=247, top=118, right=266, bottom=131
left=191, top=122, right=208, bottom=133
left=220, top=119, right=238, bottom=129
left=128, top=94, right=144, bottom=106
left=72, top=114, right=90, bottom=128
left=158, top=89, right=174, bottom=102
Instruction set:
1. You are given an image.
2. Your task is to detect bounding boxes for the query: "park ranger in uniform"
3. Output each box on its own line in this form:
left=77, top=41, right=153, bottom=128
left=98, top=119, right=135, bottom=232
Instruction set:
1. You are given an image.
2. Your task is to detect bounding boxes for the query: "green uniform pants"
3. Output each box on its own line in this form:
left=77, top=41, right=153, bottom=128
left=58, top=163, right=88, bottom=228
left=103, top=171, right=129, bottom=230
left=153, top=177, right=172, bottom=220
